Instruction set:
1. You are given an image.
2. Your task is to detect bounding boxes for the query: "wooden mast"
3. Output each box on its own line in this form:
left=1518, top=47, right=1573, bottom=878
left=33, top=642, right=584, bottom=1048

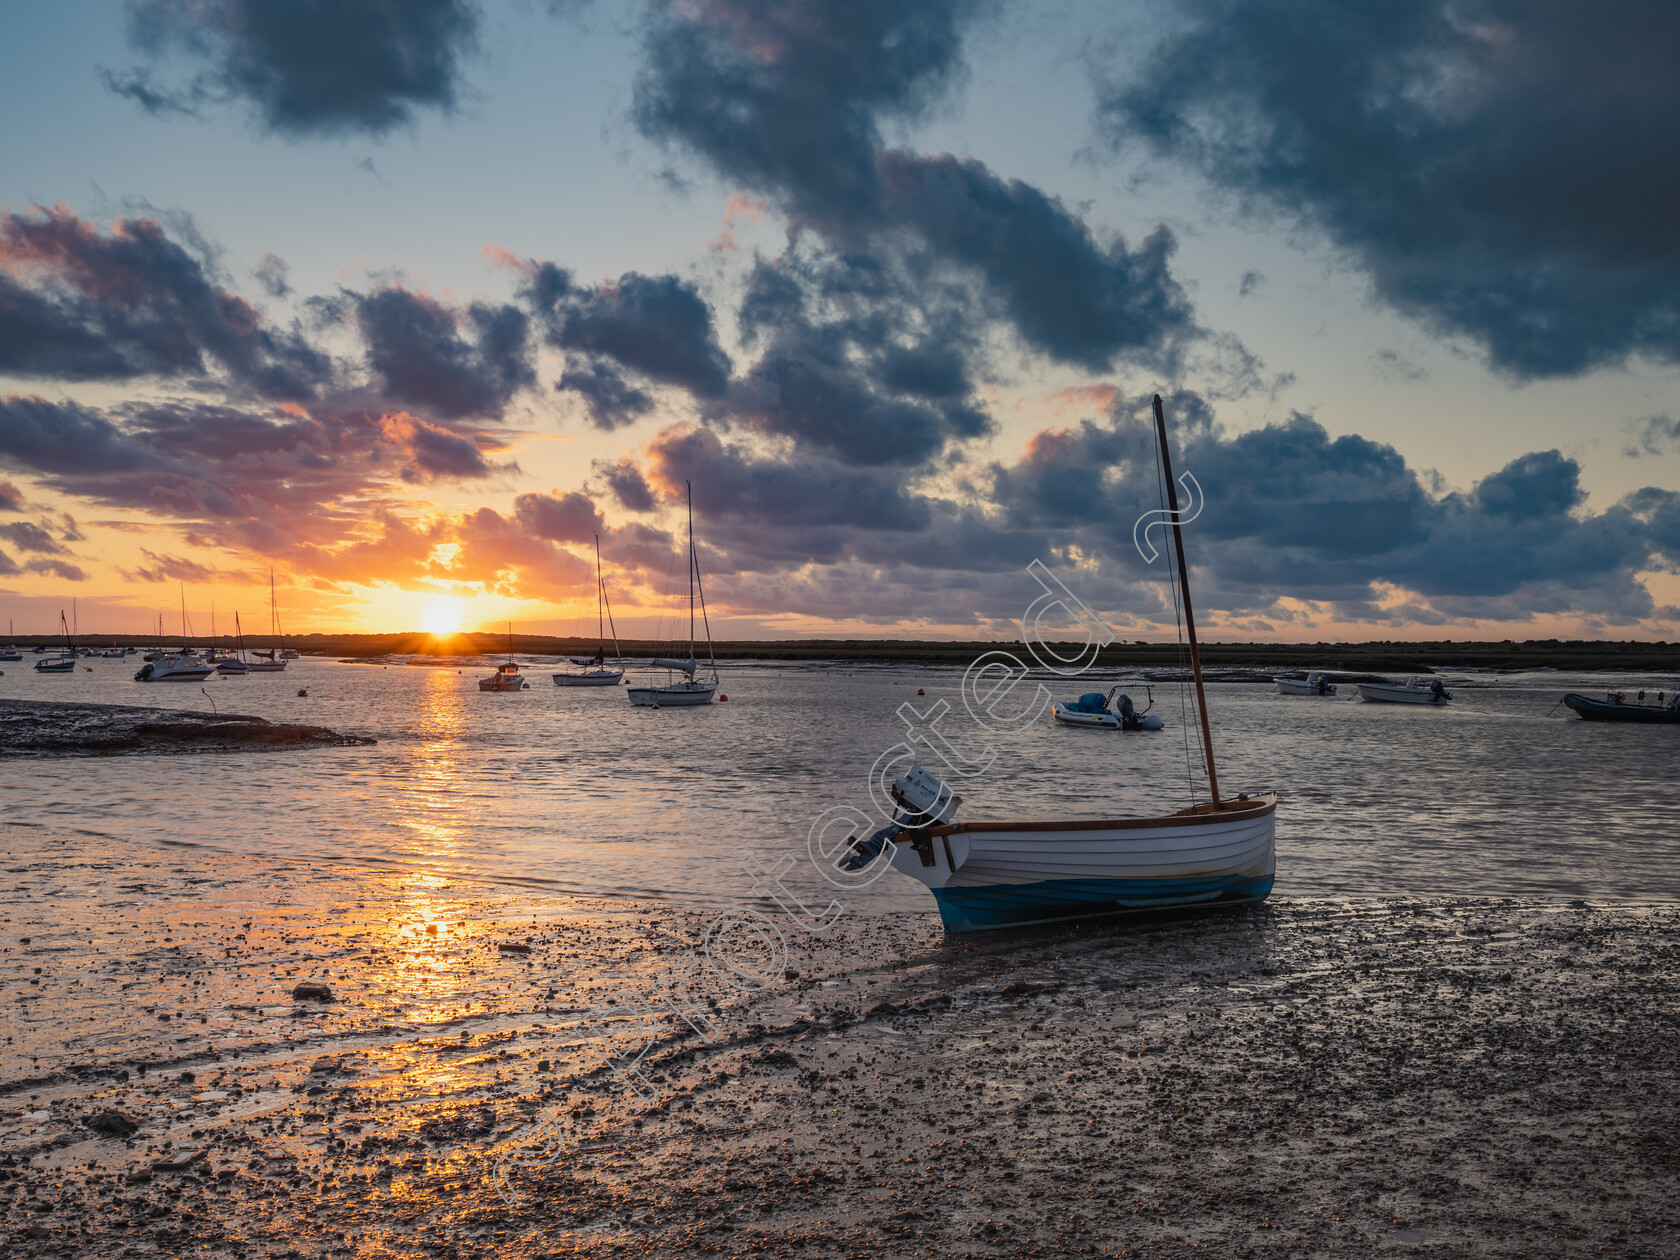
left=1152, top=394, right=1220, bottom=810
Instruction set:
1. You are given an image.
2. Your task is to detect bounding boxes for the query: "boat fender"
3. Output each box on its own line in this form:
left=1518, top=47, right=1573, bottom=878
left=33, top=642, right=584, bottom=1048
left=1136, top=714, right=1165, bottom=731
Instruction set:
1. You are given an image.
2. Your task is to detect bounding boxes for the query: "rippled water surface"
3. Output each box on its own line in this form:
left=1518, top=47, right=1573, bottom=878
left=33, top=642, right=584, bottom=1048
left=4, top=656, right=1677, bottom=908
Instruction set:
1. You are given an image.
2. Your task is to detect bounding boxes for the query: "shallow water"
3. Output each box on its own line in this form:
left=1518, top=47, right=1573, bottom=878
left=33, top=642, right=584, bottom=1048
left=3, top=656, right=1678, bottom=909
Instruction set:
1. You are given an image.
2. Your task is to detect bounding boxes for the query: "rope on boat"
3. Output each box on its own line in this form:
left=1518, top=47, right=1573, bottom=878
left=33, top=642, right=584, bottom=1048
left=1152, top=415, right=1204, bottom=808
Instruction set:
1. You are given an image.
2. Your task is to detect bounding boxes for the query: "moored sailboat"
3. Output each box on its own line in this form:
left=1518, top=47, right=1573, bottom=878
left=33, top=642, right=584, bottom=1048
left=34, top=611, right=77, bottom=673
left=627, top=483, right=718, bottom=708
left=244, top=570, right=288, bottom=671
left=555, top=535, right=626, bottom=687
left=852, top=395, right=1276, bottom=932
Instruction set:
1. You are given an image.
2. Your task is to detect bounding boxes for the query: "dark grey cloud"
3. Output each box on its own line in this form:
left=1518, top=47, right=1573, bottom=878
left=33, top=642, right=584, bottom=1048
left=519, top=266, right=732, bottom=426
left=0, top=521, right=69, bottom=555
left=626, top=0, right=1206, bottom=468
left=105, top=0, right=481, bottom=138
left=633, top=0, right=984, bottom=227
left=253, top=251, right=291, bottom=298
left=1096, top=0, right=1680, bottom=378
left=352, top=286, right=534, bottom=420
left=1626, top=415, right=1680, bottom=458
left=0, top=549, right=88, bottom=582
left=556, top=360, right=654, bottom=431
left=723, top=246, right=993, bottom=466
left=0, top=481, right=24, bottom=511
left=0, top=206, right=330, bottom=399
left=989, top=392, right=1674, bottom=623
left=593, top=457, right=657, bottom=513
left=0, top=392, right=506, bottom=552
left=513, top=490, right=605, bottom=545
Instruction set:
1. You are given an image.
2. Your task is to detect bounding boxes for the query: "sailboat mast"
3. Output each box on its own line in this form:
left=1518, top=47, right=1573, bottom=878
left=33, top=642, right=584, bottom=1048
left=1152, top=394, right=1221, bottom=810
left=594, top=534, right=604, bottom=650
left=686, top=481, right=696, bottom=665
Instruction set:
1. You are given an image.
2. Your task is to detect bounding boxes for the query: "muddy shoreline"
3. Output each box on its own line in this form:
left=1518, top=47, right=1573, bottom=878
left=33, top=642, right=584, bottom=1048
left=0, top=699, right=375, bottom=756
left=2, top=839, right=1675, bottom=1258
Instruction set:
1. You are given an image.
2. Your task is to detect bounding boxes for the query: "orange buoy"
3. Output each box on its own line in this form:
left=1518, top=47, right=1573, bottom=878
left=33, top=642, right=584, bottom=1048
left=917, top=688, right=925, bottom=695
left=719, top=694, right=728, bottom=701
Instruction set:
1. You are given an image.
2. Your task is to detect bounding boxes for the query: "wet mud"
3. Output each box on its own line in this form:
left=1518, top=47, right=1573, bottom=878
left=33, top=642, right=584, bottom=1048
left=2, top=841, right=1676, bottom=1257
left=0, top=699, right=375, bottom=756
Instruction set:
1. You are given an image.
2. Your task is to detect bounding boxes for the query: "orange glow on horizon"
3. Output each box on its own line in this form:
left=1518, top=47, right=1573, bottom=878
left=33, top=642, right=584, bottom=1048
left=422, top=597, right=465, bottom=637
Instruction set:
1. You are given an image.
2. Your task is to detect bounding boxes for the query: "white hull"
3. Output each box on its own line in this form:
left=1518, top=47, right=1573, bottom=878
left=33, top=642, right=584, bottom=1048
left=890, top=794, right=1277, bottom=931
left=137, top=658, right=215, bottom=681
left=554, top=669, right=624, bottom=686
left=479, top=678, right=528, bottom=691
left=627, top=682, right=716, bottom=706
left=1051, top=703, right=1120, bottom=729
left=1357, top=683, right=1447, bottom=704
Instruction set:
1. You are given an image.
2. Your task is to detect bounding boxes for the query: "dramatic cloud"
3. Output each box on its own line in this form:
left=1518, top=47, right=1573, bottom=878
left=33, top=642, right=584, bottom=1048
left=105, top=0, right=481, bottom=138
left=0, top=393, right=508, bottom=555
left=0, top=480, right=24, bottom=511
left=0, top=521, right=69, bottom=554
left=990, top=393, right=1676, bottom=624
left=352, top=286, right=534, bottom=420
left=1096, top=0, right=1680, bottom=377
left=517, top=264, right=731, bottom=429
left=622, top=0, right=1208, bottom=478
left=0, top=206, right=331, bottom=398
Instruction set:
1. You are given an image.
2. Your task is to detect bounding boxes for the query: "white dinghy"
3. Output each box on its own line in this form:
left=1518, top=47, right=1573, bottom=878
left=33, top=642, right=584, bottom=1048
left=1275, top=671, right=1336, bottom=696
left=849, top=396, right=1275, bottom=932
left=1357, top=676, right=1450, bottom=705
left=1051, top=686, right=1164, bottom=730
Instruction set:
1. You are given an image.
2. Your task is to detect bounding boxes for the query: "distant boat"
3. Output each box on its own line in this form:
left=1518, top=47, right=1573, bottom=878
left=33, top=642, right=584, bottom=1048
left=1275, top=671, right=1337, bottom=696
left=627, top=483, right=719, bottom=708
left=479, top=624, right=530, bottom=691
left=1357, top=677, right=1451, bottom=704
left=1, top=622, right=21, bottom=662
left=852, top=396, right=1276, bottom=933
left=245, top=571, right=288, bottom=671
left=555, top=535, right=626, bottom=687
left=216, top=612, right=251, bottom=674
left=34, top=611, right=77, bottom=673
left=1563, top=691, right=1680, bottom=724
left=136, top=586, right=215, bottom=681
left=1051, top=686, right=1164, bottom=730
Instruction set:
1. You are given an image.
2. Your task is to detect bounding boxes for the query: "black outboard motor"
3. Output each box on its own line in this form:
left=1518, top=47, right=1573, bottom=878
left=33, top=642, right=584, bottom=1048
left=1116, top=693, right=1137, bottom=727
left=133, top=663, right=153, bottom=681
left=1430, top=678, right=1450, bottom=701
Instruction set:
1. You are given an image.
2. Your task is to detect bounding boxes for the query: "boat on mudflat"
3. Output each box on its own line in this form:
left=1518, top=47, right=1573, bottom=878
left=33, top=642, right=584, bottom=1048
left=1563, top=692, right=1680, bottom=724
left=850, top=395, right=1274, bottom=933
left=1357, top=677, right=1451, bottom=705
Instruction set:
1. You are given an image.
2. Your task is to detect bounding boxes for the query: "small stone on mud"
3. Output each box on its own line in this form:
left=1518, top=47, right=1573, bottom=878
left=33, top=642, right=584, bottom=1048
left=85, top=1109, right=140, bottom=1136
left=291, top=982, right=335, bottom=1001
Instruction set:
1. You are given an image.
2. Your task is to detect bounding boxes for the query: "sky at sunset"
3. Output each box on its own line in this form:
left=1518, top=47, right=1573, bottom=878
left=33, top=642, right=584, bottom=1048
left=3, top=0, right=1679, bottom=642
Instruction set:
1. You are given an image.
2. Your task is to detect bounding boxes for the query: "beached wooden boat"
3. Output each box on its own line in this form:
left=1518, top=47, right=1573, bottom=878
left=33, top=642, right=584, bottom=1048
left=1563, top=692, right=1680, bottom=724
left=862, top=396, right=1275, bottom=932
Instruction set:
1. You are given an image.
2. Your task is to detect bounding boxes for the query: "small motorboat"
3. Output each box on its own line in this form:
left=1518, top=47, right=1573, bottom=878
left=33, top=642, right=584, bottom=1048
left=1051, top=687, right=1164, bottom=730
left=1275, top=671, right=1336, bottom=696
left=1357, top=676, right=1451, bottom=704
left=1562, top=691, right=1680, bottom=724
left=478, top=662, right=528, bottom=691
left=135, top=654, right=215, bottom=682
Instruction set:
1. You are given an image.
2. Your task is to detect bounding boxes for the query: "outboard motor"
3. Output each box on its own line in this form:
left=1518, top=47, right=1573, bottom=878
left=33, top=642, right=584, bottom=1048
left=133, top=663, right=153, bottom=681
left=1430, top=678, right=1450, bottom=701
left=1115, top=693, right=1137, bottom=726
left=840, top=765, right=958, bottom=871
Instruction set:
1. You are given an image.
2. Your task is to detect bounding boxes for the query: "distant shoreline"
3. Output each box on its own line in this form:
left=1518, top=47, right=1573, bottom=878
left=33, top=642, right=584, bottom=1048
left=7, top=633, right=1678, bottom=672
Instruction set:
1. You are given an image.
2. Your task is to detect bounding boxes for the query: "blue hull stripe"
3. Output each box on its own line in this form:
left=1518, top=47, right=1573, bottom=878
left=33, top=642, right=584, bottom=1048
left=931, top=873, right=1274, bottom=932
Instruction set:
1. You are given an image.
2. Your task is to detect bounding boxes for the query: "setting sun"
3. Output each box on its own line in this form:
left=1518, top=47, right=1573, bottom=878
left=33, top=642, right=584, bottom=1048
left=421, top=597, right=464, bottom=637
